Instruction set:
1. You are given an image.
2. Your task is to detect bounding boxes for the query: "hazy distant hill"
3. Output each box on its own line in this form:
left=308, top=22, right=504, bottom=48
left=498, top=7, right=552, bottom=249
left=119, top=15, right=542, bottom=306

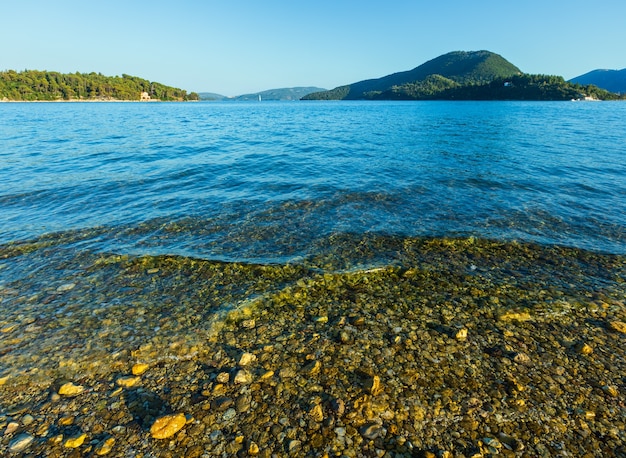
left=197, top=92, right=228, bottom=101
left=198, top=87, right=326, bottom=101
left=304, top=51, right=521, bottom=100
left=569, top=69, right=626, bottom=94
left=234, top=87, right=327, bottom=101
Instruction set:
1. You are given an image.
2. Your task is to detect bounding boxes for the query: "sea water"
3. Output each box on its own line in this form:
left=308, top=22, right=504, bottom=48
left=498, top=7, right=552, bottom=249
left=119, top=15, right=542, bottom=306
left=1, top=100, right=625, bottom=259
left=0, top=100, right=625, bottom=381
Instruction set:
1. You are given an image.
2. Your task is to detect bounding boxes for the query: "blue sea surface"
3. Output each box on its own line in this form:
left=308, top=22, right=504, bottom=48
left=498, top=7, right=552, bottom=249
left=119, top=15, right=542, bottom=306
left=1, top=101, right=624, bottom=262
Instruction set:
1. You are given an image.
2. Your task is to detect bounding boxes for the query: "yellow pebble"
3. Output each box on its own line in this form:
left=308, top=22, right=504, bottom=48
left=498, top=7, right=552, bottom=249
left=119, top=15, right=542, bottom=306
left=150, top=413, right=187, bottom=439
left=235, top=434, right=245, bottom=444
left=95, top=437, right=115, bottom=455
left=58, top=415, right=74, bottom=426
left=50, top=434, right=64, bottom=444
left=132, top=363, right=150, bottom=375
left=309, top=404, right=324, bottom=422
left=116, top=376, right=140, bottom=388
left=369, top=375, right=383, bottom=396
left=260, top=370, right=274, bottom=380
left=58, top=382, right=85, bottom=396
left=609, top=320, right=626, bottom=334
left=64, top=433, right=87, bottom=448
left=578, top=343, right=593, bottom=355
left=499, top=311, right=532, bottom=322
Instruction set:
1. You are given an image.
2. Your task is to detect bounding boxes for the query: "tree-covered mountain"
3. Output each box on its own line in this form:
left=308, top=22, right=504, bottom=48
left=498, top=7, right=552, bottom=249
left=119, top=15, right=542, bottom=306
left=0, top=70, right=198, bottom=101
left=568, top=69, right=626, bottom=94
left=303, top=50, right=623, bottom=101
left=303, top=51, right=522, bottom=100
left=376, top=74, right=621, bottom=101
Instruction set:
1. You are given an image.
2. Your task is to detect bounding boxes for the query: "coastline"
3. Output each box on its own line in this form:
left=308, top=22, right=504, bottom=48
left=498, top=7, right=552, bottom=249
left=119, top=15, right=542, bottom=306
left=1, top=98, right=177, bottom=103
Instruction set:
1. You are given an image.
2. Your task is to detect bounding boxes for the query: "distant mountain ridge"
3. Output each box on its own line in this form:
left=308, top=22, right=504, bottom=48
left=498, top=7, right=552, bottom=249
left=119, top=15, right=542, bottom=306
left=304, top=51, right=522, bottom=100
left=198, top=87, right=326, bottom=101
left=568, top=69, right=626, bottom=94
left=197, top=92, right=228, bottom=101
left=234, top=87, right=326, bottom=101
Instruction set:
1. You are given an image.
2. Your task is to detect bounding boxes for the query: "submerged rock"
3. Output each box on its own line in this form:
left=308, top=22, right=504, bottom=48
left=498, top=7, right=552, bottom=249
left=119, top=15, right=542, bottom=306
left=58, top=382, right=85, bottom=396
left=9, top=433, right=34, bottom=453
left=150, top=413, right=187, bottom=439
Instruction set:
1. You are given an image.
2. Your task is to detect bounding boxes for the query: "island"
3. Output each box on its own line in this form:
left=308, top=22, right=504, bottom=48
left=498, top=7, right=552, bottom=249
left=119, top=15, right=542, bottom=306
left=0, top=70, right=198, bottom=102
left=303, top=51, right=625, bottom=101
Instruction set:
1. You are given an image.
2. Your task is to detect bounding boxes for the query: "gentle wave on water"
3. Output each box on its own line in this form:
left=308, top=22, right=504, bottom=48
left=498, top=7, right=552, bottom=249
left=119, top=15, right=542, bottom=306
left=1, top=101, right=625, bottom=259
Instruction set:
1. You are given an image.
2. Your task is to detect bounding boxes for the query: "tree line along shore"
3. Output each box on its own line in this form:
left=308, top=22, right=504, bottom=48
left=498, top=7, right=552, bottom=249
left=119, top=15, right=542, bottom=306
left=0, top=70, right=199, bottom=102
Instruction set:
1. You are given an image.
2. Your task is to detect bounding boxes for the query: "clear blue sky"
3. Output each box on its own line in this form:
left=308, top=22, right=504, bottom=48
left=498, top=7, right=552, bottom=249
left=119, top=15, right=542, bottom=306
left=3, top=0, right=625, bottom=96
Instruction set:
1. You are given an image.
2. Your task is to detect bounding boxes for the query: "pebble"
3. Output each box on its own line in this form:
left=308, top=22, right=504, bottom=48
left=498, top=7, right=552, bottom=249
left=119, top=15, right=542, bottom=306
left=368, top=375, right=383, bottom=395
left=212, top=396, right=234, bottom=411
left=279, top=367, right=296, bottom=379
left=58, top=415, right=75, bottom=426
left=58, top=382, right=85, bottom=396
left=303, top=360, right=321, bottom=375
left=603, top=385, right=619, bottom=397
left=513, top=352, right=531, bottom=364
left=1, top=323, right=18, bottom=333
left=499, top=311, right=532, bottom=322
left=309, top=403, right=323, bottom=422
left=116, top=376, right=140, bottom=388
left=288, top=439, right=302, bottom=453
left=131, top=363, right=150, bottom=375
left=56, top=283, right=76, bottom=292
left=233, top=369, right=253, bottom=384
left=238, top=352, right=257, bottom=366
left=260, top=370, right=274, bottom=380
left=609, top=320, right=626, bottom=334
left=455, top=328, right=468, bottom=340
left=150, top=413, right=187, bottom=439
left=94, top=437, right=116, bottom=455
left=360, top=423, right=384, bottom=440
left=241, top=319, right=256, bottom=329
left=248, top=441, right=260, bottom=455
left=64, top=433, right=87, bottom=448
left=216, top=372, right=230, bottom=383
left=9, top=433, right=34, bottom=453
left=577, top=343, right=593, bottom=355
left=5, top=421, right=19, bottom=435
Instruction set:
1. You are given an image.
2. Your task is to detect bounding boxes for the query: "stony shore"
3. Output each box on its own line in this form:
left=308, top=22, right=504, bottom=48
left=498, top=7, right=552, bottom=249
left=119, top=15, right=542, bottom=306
left=1, top=237, right=625, bottom=457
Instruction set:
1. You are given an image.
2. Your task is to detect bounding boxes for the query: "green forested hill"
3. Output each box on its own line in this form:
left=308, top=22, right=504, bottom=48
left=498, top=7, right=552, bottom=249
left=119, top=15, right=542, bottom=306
left=304, top=51, right=522, bottom=100
left=0, top=70, right=198, bottom=101
left=303, top=50, right=623, bottom=101
left=376, top=74, right=622, bottom=101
